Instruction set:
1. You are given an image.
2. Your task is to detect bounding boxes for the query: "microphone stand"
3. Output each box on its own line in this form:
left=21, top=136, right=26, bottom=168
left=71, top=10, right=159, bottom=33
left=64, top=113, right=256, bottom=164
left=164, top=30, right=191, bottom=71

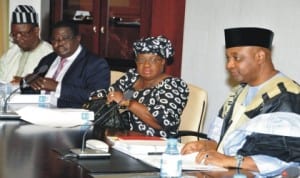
left=0, top=87, right=21, bottom=119
left=0, top=65, right=49, bottom=119
left=70, top=102, right=119, bottom=158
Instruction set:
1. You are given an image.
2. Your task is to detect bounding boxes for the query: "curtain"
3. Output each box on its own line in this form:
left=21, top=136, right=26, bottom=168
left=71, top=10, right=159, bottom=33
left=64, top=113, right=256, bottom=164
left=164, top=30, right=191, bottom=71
left=0, top=0, right=9, bottom=55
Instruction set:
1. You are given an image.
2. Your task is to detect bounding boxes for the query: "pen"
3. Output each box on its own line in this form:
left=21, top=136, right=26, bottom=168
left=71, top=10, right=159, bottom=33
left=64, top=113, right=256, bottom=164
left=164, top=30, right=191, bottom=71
left=148, top=152, right=163, bottom=155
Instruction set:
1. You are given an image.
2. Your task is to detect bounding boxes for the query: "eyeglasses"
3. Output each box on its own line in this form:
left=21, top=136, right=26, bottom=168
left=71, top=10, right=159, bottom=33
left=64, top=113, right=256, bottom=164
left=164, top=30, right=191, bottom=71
left=51, top=36, right=74, bottom=44
left=9, top=27, right=35, bottom=39
left=135, top=57, right=162, bottom=64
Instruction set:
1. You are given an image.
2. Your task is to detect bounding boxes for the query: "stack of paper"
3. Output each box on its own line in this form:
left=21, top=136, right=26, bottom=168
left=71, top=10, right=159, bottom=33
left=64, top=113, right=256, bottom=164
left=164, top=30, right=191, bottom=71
left=8, top=94, right=51, bottom=104
left=117, top=135, right=165, bottom=141
left=112, top=136, right=168, bottom=157
left=16, top=105, right=94, bottom=128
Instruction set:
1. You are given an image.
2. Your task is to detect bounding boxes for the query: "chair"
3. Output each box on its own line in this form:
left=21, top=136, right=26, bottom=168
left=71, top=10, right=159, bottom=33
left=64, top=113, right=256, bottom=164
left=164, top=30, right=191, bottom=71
left=110, top=70, right=125, bottom=84
left=177, top=83, right=208, bottom=143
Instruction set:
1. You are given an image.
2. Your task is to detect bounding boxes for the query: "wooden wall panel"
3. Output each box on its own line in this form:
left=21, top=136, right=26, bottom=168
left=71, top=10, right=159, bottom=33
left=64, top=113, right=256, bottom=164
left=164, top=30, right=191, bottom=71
left=150, top=0, right=186, bottom=77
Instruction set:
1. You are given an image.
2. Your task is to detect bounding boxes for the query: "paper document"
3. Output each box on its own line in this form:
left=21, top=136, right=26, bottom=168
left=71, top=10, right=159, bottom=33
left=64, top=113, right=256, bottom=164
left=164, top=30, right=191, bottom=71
left=16, top=105, right=94, bottom=127
left=8, top=94, right=51, bottom=104
left=111, top=137, right=227, bottom=172
left=139, top=152, right=228, bottom=172
left=117, top=135, right=165, bottom=141
left=113, top=139, right=167, bottom=157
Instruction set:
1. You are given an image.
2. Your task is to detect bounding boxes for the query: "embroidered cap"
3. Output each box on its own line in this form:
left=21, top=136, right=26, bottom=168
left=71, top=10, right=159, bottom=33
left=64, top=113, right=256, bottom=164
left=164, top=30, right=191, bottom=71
left=133, top=35, right=175, bottom=64
left=11, top=5, right=38, bottom=25
left=225, top=27, right=274, bottom=49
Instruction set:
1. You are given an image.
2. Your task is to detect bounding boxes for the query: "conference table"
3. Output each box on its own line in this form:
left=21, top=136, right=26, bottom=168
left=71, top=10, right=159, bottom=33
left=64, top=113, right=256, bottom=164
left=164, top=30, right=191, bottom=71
left=0, top=93, right=255, bottom=178
left=1, top=95, right=255, bottom=178
left=0, top=119, right=92, bottom=178
left=0, top=116, right=162, bottom=178
left=0, top=117, right=255, bottom=178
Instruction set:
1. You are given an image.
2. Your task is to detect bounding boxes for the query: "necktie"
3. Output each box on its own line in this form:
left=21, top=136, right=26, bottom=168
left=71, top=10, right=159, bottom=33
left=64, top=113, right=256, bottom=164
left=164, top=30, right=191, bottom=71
left=53, top=58, right=67, bottom=80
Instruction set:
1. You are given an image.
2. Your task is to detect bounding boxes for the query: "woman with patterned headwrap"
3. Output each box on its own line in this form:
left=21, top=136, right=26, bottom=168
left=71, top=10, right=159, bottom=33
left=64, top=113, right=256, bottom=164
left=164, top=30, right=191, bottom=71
left=90, top=35, right=189, bottom=138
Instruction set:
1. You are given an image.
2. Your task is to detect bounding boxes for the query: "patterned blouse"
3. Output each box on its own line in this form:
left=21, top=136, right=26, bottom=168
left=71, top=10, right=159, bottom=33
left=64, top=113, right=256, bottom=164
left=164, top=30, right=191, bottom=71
left=109, top=68, right=189, bottom=137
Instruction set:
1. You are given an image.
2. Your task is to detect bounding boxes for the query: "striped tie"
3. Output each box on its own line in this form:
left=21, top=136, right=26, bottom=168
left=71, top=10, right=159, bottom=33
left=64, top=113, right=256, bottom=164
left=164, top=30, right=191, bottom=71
left=52, top=58, right=67, bottom=80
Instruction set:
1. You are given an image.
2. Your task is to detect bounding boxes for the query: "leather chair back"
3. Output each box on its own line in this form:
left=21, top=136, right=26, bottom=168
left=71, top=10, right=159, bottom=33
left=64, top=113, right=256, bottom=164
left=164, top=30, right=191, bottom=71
left=178, top=84, right=208, bottom=143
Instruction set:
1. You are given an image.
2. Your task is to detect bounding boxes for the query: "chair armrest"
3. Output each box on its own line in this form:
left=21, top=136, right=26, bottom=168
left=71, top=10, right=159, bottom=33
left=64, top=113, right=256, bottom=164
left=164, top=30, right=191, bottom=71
left=177, top=130, right=208, bottom=140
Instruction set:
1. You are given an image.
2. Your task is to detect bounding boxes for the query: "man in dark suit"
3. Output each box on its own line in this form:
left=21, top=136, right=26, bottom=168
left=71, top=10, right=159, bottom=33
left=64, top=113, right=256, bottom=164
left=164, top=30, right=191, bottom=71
left=21, top=21, right=110, bottom=108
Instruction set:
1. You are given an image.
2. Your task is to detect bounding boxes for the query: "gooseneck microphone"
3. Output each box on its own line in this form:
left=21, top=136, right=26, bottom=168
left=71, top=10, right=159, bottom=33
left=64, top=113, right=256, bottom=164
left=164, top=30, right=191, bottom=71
left=22, top=65, right=49, bottom=87
left=70, top=90, right=133, bottom=158
left=70, top=102, right=118, bottom=158
left=0, top=65, right=48, bottom=118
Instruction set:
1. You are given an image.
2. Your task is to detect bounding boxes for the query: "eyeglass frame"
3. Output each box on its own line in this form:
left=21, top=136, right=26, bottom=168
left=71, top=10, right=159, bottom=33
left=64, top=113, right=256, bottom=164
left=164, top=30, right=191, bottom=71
left=50, top=35, right=75, bottom=44
left=135, top=56, right=164, bottom=65
left=9, top=26, right=35, bottom=39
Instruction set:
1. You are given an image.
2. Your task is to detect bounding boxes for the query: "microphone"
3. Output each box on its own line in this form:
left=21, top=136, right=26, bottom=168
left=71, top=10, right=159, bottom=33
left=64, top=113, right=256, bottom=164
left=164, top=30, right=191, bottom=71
left=0, top=65, right=48, bottom=119
left=70, top=90, right=133, bottom=158
left=22, top=65, right=49, bottom=87
left=0, top=86, right=21, bottom=119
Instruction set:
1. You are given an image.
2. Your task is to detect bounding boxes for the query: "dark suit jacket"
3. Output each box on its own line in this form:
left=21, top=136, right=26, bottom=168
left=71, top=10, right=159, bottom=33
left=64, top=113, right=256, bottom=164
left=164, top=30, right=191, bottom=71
left=21, top=47, right=110, bottom=108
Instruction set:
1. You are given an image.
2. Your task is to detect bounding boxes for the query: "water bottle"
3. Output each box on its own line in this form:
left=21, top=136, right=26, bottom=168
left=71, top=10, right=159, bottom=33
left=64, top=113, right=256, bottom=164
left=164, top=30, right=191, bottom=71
left=160, top=138, right=182, bottom=178
left=38, top=94, right=47, bottom=107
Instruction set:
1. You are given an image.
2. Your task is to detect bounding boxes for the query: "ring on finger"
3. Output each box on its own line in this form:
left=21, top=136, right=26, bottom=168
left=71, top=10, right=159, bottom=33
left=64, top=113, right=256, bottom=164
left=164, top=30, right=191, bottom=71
left=201, top=154, right=208, bottom=165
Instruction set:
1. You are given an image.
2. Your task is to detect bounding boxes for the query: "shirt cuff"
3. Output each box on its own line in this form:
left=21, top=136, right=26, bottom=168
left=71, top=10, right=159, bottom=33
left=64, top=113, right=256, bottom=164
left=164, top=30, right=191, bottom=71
left=251, top=155, right=291, bottom=176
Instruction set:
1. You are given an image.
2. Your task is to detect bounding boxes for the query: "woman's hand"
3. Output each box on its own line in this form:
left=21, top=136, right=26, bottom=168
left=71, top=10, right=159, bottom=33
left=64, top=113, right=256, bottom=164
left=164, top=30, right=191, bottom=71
left=107, top=91, right=125, bottom=104
left=107, top=90, right=162, bottom=129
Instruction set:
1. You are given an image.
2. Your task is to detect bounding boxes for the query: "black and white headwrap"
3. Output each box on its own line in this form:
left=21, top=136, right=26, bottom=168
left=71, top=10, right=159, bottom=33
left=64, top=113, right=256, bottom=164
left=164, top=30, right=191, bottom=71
left=11, top=5, right=38, bottom=25
left=133, top=35, right=175, bottom=64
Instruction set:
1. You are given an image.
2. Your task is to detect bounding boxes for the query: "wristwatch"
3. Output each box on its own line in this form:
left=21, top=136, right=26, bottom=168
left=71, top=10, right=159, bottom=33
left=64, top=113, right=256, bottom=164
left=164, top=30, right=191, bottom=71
left=235, top=155, right=244, bottom=169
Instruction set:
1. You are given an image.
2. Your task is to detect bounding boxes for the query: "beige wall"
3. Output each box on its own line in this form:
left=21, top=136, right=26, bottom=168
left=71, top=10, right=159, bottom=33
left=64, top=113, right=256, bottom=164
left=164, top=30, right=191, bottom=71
left=0, top=0, right=9, bottom=55
left=182, top=0, right=300, bottom=132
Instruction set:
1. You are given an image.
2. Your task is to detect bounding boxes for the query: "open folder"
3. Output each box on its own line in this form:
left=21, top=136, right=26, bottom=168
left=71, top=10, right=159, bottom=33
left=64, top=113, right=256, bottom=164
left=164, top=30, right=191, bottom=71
left=110, top=137, right=227, bottom=172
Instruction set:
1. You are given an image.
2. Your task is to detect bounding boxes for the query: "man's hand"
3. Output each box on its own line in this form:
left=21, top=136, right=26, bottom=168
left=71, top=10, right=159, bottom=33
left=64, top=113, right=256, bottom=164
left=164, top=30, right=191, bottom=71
left=181, top=140, right=218, bottom=155
left=10, top=76, right=22, bottom=84
left=29, top=77, right=58, bottom=91
left=195, top=150, right=235, bottom=167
